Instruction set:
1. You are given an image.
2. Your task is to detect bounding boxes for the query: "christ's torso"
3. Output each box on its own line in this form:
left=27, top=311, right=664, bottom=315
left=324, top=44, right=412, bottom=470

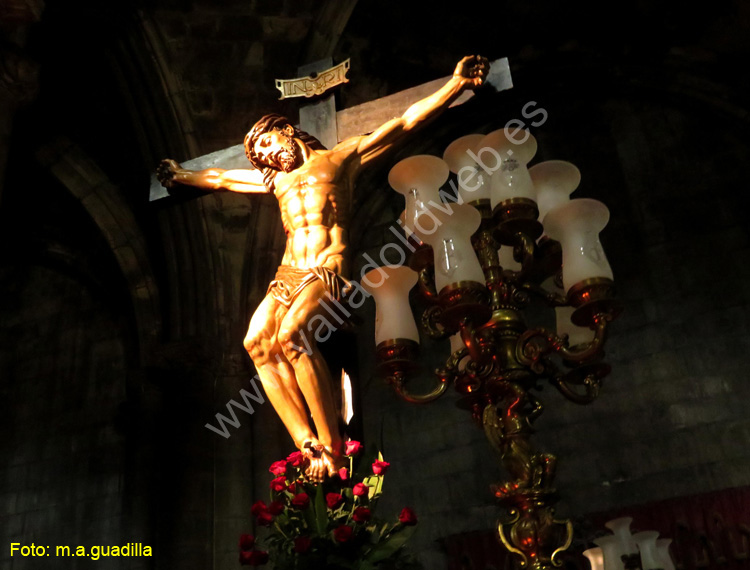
left=273, top=152, right=350, bottom=276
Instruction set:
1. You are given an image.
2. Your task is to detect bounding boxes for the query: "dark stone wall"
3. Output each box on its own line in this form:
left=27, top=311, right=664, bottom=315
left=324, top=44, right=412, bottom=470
left=0, top=171, right=151, bottom=568
left=0, top=0, right=749, bottom=569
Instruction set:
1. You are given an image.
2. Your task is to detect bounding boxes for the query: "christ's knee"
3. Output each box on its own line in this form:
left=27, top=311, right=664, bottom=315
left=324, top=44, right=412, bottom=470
left=278, top=327, right=312, bottom=365
left=244, top=332, right=275, bottom=367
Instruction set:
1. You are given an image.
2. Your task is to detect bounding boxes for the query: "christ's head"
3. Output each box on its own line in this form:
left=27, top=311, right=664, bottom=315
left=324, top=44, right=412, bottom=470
left=244, top=115, right=325, bottom=190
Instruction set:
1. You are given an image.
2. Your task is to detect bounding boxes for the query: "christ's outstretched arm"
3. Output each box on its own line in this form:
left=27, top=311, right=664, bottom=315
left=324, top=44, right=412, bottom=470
left=157, top=159, right=268, bottom=194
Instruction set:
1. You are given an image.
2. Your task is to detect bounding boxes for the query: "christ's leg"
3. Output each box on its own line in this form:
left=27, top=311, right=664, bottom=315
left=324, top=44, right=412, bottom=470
left=278, top=279, right=344, bottom=481
left=244, top=294, right=315, bottom=450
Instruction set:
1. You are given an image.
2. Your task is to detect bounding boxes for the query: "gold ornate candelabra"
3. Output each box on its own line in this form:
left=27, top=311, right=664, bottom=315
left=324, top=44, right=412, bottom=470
left=365, top=128, right=622, bottom=569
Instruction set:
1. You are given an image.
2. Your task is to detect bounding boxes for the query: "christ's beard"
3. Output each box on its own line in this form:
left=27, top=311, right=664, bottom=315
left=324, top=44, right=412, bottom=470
left=275, top=132, right=301, bottom=172
left=277, top=148, right=298, bottom=172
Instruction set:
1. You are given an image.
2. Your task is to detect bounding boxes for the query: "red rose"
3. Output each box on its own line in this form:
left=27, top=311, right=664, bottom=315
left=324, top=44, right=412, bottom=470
left=238, top=534, right=255, bottom=551
left=399, top=507, right=418, bottom=526
left=372, top=460, right=390, bottom=475
left=270, top=476, right=287, bottom=492
left=251, top=501, right=267, bottom=516
left=333, top=524, right=353, bottom=542
left=338, top=467, right=349, bottom=481
left=352, top=506, right=372, bottom=523
left=293, top=535, right=312, bottom=553
left=268, top=500, right=284, bottom=515
left=326, top=492, right=344, bottom=509
left=287, top=481, right=298, bottom=494
left=256, top=511, right=273, bottom=526
left=287, top=451, right=305, bottom=467
left=345, top=440, right=363, bottom=455
left=240, top=550, right=269, bottom=566
left=291, top=493, right=310, bottom=510
left=269, top=460, right=287, bottom=476
left=352, top=483, right=369, bottom=497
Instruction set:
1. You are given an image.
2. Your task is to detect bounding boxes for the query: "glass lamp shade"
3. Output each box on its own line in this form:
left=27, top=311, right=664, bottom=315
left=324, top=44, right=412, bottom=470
left=477, top=127, right=538, bottom=209
left=583, top=547, right=604, bottom=570
left=543, top=198, right=614, bottom=292
left=604, top=517, right=637, bottom=555
left=593, top=536, right=625, bottom=570
left=656, top=539, right=675, bottom=570
left=388, top=155, right=449, bottom=231
left=443, top=134, right=490, bottom=204
left=399, top=209, right=419, bottom=243
left=530, top=160, right=581, bottom=223
left=412, top=203, right=484, bottom=292
left=632, top=531, right=661, bottom=570
left=556, top=306, right=595, bottom=346
left=361, top=265, right=419, bottom=346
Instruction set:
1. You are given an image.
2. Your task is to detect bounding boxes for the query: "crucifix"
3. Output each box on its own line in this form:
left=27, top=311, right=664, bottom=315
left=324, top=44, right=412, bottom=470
left=154, top=56, right=512, bottom=482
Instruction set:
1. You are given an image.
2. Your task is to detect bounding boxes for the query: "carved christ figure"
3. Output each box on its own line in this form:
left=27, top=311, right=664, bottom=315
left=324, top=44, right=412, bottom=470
left=158, top=55, right=489, bottom=481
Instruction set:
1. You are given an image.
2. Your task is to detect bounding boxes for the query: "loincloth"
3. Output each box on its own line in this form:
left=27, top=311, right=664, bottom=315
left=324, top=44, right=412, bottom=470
left=267, top=265, right=350, bottom=308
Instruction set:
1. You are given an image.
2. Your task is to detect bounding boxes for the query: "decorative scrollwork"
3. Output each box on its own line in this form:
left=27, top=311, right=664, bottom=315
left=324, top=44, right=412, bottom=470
left=443, top=345, right=469, bottom=375
left=421, top=304, right=448, bottom=339
left=417, top=267, right=438, bottom=301
left=510, top=285, right=531, bottom=308
left=497, top=500, right=574, bottom=569
left=551, top=374, right=599, bottom=405
left=472, top=228, right=500, bottom=272
left=516, top=328, right=562, bottom=375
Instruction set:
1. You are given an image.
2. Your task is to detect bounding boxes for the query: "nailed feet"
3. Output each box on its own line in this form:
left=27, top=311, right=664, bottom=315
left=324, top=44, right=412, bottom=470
left=301, top=439, right=345, bottom=483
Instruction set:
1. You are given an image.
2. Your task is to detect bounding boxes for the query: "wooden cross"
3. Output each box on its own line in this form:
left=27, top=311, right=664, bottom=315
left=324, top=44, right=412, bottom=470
left=149, top=57, right=512, bottom=201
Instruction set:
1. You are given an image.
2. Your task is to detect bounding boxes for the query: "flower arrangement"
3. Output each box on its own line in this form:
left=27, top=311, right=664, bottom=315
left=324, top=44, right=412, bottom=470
left=239, top=442, right=422, bottom=570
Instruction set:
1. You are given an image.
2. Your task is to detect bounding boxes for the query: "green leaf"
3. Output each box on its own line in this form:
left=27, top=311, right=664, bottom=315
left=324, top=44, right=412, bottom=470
left=302, top=502, right=316, bottom=532
left=376, top=521, right=389, bottom=542
left=314, top=484, right=328, bottom=534
left=365, top=525, right=417, bottom=564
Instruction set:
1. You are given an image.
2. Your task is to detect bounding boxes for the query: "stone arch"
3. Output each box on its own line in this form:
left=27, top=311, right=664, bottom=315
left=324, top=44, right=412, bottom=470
left=35, top=137, right=162, bottom=366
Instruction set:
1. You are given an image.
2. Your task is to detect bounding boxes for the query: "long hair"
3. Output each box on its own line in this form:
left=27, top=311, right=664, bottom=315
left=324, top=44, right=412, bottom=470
left=243, top=113, right=326, bottom=192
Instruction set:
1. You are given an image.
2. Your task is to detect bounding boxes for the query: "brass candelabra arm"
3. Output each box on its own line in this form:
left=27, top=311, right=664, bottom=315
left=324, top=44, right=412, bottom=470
left=375, top=339, right=449, bottom=404
left=516, top=318, right=610, bottom=374
left=387, top=370, right=449, bottom=404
